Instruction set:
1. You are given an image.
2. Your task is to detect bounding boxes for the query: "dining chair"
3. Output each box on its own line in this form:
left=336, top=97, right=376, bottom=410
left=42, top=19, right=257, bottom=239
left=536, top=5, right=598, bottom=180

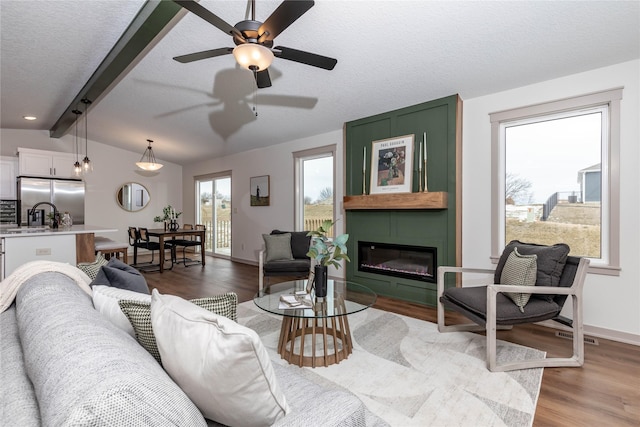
left=171, top=224, right=205, bottom=267
left=133, top=227, right=174, bottom=271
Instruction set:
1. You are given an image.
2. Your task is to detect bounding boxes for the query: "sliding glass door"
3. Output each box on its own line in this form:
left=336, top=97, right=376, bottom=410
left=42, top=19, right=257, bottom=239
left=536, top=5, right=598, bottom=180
left=196, top=173, right=231, bottom=257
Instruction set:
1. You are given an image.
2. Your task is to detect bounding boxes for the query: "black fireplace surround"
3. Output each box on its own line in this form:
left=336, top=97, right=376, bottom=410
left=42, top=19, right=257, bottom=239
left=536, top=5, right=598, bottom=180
left=358, top=241, right=436, bottom=283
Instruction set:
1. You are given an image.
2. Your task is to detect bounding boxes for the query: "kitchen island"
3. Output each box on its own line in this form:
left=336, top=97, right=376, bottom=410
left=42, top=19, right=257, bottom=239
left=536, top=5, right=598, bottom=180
left=0, top=225, right=117, bottom=280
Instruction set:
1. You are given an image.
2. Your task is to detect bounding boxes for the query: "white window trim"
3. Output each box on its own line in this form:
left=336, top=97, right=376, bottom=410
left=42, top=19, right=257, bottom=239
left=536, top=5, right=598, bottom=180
left=490, top=88, right=622, bottom=275
left=292, top=144, right=336, bottom=232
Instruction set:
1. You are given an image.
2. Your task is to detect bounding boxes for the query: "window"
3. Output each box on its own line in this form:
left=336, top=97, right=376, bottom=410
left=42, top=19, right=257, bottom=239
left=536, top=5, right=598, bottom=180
left=490, top=88, right=622, bottom=275
left=293, top=145, right=336, bottom=234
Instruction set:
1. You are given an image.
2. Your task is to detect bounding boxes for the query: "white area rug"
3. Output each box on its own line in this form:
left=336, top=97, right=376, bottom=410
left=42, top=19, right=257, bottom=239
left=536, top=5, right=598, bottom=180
left=238, top=301, right=544, bottom=427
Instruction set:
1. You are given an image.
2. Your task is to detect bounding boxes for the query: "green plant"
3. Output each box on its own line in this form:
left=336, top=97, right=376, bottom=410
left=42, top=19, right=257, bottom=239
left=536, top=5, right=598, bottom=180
left=153, top=205, right=182, bottom=223
left=306, top=219, right=350, bottom=268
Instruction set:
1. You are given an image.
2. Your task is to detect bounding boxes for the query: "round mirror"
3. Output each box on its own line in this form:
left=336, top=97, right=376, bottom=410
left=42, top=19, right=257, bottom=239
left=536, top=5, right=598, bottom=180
left=117, top=182, right=150, bottom=212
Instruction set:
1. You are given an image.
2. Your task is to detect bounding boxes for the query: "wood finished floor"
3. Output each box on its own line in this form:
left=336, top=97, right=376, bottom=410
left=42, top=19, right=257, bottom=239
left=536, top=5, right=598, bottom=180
left=144, top=255, right=640, bottom=427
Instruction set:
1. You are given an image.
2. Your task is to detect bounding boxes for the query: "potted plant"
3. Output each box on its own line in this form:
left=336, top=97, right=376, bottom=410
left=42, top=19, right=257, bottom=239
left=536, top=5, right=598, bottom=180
left=153, top=205, right=182, bottom=231
left=306, top=219, right=350, bottom=297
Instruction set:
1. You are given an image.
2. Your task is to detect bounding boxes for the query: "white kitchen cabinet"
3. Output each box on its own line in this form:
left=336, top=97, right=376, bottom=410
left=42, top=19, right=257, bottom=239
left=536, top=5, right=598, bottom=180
left=18, top=148, right=76, bottom=178
left=0, top=156, right=18, bottom=199
left=3, top=234, right=77, bottom=278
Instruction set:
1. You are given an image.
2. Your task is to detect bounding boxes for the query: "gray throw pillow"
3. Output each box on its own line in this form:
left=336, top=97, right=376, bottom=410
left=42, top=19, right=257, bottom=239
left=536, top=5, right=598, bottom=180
left=500, top=248, right=538, bottom=312
left=119, top=293, right=238, bottom=364
left=262, top=233, right=294, bottom=262
left=91, top=257, right=150, bottom=294
left=77, top=253, right=108, bottom=280
left=494, top=240, right=570, bottom=302
left=272, top=230, right=311, bottom=259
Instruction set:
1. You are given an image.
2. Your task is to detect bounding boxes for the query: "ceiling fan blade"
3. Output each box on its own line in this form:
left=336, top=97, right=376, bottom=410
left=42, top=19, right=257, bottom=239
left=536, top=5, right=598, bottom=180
left=274, top=46, right=337, bottom=70
left=173, top=47, right=233, bottom=63
left=258, top=0, right=314, bottom=42
left=255, top=69, right=272, bottom=88
left=174, top=0, right=244, bottom=41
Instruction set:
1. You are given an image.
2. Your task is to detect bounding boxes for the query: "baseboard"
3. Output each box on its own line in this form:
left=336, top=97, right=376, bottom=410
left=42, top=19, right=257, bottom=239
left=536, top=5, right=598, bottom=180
left=536, top=319, right=640, bottom=346
left=230, top=256, right=257, bottom=266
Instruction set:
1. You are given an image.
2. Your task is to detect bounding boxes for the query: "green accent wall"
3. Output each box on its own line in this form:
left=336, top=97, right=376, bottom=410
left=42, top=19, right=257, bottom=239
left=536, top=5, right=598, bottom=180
left=344, top=95, right=461, bottom=306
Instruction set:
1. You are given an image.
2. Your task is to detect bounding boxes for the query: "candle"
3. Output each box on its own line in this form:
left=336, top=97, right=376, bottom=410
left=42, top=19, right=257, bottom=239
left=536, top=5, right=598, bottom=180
left=423, top=132, right=427, bottom=161
left=418, top=141, right=422, bottom=171
left=363, top=147, right=366, bottom=173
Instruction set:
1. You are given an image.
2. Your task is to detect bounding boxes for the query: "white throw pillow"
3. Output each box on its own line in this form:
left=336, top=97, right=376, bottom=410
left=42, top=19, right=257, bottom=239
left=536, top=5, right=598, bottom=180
left=92, top=285, right=151, bottom=336
left=150, top=290, right=289, bottom=427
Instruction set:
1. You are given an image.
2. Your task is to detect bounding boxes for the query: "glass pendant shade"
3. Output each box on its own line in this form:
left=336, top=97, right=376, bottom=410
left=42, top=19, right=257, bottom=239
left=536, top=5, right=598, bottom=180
left=233, top=43, right=274, bottom=71
left=81, top=98, right=92, bottom=174
left=137, top=139, right=163, bottom=171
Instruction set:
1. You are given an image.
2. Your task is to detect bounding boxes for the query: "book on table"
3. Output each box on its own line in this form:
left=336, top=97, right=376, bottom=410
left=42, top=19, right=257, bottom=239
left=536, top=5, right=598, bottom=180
left=279, top=294, right=312, bottom=309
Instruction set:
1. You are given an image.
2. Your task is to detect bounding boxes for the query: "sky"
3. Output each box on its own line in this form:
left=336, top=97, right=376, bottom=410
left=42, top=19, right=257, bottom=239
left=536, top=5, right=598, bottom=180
left=505, top=111, right=602, bottom=204
left=303, top=156, right=333, bottom=202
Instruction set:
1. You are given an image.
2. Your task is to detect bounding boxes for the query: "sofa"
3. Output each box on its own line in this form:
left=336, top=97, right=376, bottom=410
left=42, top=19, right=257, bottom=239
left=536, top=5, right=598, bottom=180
left=259, top=230, right=312, bottom=291
left=1, top=266, right=385, bottom=426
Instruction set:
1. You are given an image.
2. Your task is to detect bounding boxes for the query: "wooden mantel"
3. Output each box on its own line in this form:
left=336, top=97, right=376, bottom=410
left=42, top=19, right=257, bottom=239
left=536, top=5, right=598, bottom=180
left=343, top=192, right=448, bottom=210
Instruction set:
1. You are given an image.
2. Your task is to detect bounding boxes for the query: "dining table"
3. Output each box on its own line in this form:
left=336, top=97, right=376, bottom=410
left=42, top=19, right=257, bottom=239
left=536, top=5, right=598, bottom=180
left=146, top=228, right=206, bottom=273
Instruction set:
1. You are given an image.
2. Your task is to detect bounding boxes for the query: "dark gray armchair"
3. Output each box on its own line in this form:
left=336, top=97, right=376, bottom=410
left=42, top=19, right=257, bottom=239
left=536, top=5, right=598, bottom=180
left=258, top=230, right=311, bottom=291
left=437, top=241, right=589, bottom=372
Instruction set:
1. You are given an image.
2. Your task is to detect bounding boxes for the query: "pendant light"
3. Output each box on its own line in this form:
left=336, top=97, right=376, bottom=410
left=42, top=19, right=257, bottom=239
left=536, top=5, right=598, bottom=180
left=136, top=139, right=163, bottom=171
left=81, top=98, right=92, bottom=173
left=72, top=109, right=83, bottom=177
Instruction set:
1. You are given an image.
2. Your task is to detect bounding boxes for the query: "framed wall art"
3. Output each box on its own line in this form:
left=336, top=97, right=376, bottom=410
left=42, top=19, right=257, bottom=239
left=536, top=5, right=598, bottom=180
left=250, top=175, right=270, bottom=206
left=369, top=134, right=414, bottom=194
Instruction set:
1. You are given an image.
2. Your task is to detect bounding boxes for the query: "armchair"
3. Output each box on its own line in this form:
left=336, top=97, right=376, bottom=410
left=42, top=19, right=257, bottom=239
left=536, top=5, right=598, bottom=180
left=258, top=230, right=311, bottom=291
left=437, top=242, right=589, bottom=372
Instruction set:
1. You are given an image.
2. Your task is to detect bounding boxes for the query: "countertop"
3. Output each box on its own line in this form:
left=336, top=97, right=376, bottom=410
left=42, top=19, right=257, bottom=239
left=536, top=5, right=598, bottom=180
left=0, top=225, right=118, bottom=238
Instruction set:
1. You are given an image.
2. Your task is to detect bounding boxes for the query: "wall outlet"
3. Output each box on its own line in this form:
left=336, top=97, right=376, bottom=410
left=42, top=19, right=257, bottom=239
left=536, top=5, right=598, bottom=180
left=36, top=248, right=51, bottom=256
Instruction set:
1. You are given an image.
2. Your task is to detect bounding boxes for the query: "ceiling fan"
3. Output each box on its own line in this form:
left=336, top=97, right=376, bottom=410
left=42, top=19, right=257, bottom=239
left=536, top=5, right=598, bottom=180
left=173, top=0, right=337, bottom=89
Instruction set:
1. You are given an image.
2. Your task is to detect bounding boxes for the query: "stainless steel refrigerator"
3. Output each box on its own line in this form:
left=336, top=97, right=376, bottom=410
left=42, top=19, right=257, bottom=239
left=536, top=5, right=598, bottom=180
left=17, top=177, right=85, bottom=225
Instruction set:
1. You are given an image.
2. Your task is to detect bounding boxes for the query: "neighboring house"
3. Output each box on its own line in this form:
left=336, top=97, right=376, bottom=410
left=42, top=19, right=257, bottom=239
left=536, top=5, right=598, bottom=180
left=578, top=163, right=601, bottom=203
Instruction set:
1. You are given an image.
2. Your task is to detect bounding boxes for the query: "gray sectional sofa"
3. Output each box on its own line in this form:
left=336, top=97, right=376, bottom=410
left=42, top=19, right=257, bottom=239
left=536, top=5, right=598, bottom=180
left=1, top=270, right=384, bottom=426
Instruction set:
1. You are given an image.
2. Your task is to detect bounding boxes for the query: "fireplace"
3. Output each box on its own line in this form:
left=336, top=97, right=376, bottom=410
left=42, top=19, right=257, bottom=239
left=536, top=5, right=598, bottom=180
left=358, top=241, right=436, bottom=283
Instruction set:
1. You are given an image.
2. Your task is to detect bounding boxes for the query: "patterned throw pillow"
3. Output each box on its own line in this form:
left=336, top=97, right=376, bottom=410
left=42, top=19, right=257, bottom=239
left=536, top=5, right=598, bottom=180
left=262, top=233, right=294, bottom=262
left=118, top=292, right=238, bottom=364
left=77, top=253, right=108, bottom=280
left=500, top=248, right=538, bottom=312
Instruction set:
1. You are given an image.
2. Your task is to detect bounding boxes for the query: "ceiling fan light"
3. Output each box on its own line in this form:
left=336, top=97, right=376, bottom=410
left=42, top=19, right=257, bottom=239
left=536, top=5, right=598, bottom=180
left=233, top=43, right=274, bottom=71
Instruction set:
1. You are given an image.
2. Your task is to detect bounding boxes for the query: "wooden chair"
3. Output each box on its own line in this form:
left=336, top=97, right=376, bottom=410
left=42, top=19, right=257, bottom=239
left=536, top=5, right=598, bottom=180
left=94, top=236, right=128, bottom=264
left=437, top=253, right=589, bottom=372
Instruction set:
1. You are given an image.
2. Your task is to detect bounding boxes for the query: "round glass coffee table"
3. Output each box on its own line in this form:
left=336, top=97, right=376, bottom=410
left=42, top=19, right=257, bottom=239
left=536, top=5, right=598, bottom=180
left=254, top=279, right=376, bottom=368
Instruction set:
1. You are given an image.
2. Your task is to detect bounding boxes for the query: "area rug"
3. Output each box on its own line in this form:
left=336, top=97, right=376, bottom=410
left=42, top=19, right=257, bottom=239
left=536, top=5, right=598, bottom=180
left=237, top=301, right=544, bottom=427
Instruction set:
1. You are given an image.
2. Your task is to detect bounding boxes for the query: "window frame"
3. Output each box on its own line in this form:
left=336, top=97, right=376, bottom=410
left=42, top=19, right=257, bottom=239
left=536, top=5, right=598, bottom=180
left=292, top=144, right=336, bottom=232
left=490, top=88, right=622, bottom=275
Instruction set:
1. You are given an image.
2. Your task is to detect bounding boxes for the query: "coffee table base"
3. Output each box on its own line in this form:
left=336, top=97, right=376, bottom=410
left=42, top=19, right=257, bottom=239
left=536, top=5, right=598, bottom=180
left=278, top=314, right=353, bottom=368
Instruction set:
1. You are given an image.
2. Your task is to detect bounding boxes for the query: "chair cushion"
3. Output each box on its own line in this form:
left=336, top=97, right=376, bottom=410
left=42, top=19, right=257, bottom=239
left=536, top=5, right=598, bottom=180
left=118, top=293, right=238, bottom=364
left=441, top=286, right=562, bottom=325
left=90, top=258, right=149, bottom=294
left=272, top=230, right=311, bottom=259
left=262, top=233, right=294, bottom=262
left=500, top=248, right=538, bottom=312
left=495, top=240, right=570, bottom=301
left=150, top=291, right=289, bottom=427
left=263, top=258, right=311, bottom=275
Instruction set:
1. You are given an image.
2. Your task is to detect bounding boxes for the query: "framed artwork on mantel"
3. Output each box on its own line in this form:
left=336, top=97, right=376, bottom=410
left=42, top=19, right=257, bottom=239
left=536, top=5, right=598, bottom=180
left=369, top=134, right=414, bottom=194
left=250, top=175, right=270, bottom=206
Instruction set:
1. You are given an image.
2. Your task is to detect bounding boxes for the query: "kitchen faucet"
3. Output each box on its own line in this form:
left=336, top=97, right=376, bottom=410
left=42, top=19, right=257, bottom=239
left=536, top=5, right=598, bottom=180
left=28, top=202, right=59, bottom=227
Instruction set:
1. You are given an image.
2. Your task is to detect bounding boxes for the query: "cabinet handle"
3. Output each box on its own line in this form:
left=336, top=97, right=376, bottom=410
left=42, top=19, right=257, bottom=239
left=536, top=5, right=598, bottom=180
left=53, top=168, right=56, bottom=175
left=50, top=167, right=53, bottom=175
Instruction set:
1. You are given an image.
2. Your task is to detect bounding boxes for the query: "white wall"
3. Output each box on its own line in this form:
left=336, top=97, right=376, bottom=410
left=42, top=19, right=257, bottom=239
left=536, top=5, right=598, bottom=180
left=0, top=129, right=183, bottom=244
left=462, top=60, right=640, bottom=343
left=181, top=129, right=344, bottom=267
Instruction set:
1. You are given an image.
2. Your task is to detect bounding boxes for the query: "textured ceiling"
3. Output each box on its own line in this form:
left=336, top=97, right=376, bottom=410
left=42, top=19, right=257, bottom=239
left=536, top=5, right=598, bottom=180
left=1, top=0, right=639, bottom=165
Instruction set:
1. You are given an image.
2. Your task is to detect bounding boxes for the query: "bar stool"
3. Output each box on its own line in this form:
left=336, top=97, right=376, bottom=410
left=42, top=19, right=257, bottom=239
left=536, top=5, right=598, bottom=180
left=94, top=236, right=128, bottom=264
